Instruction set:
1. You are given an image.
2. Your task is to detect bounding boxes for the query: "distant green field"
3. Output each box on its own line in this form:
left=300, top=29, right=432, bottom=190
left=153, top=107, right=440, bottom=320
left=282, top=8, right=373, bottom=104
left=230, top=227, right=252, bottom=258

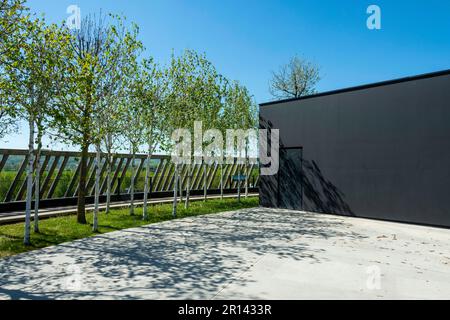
left=0, top=170, right=75, bottom=201
left=0, top=169, right=152, bottom=201
left=0, top=172, right=16, bottom=200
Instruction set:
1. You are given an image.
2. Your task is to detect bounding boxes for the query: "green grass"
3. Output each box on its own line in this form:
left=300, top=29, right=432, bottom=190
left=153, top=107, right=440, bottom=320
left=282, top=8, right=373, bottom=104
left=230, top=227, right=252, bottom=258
left=0, top=197, right=259, bottom=259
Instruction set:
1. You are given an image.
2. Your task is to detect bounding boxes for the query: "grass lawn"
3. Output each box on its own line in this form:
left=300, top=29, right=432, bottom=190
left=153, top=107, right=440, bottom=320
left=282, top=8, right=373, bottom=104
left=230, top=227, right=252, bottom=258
left=0, top=197, right=259, bottom=259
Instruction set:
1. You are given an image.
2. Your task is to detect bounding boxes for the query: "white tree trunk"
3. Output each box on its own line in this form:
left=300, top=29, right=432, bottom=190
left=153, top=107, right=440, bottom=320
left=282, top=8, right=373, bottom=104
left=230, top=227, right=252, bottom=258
left=33, top=127, right=42, bottom=233
left=172, top=165, right=178, bottom=218
left=106, top=153, right=112, bottom=214
left=130, top=146, right=136, bottom=216
left=245, top=164, right=249, bottom=198
left=245, top=149, right=249, bottom=199
left=179, top=171, right=183, bottom=203
left=185, top=164, right=191, bottom=209
left=24, top=118, right=35, bottom=245
left=106, top=134, right=113, bottom=214
left=220, top=163, right=224, bottom=200
left=93, top=143, right=101, bottom=232
left=237, top=165, right=241, bottom=203
left=143, top=147, right=152, bottom=220
left=203, top=162, right=207, bottom=201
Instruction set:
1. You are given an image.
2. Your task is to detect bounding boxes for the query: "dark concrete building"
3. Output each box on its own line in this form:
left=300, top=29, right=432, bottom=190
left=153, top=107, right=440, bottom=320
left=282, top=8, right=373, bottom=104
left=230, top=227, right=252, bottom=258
left=259, top=70, right=450, bottom=228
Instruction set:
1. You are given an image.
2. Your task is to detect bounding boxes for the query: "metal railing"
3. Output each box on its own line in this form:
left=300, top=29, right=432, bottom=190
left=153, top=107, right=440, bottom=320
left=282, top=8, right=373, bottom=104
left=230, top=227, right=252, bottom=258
left=0, top=149, right=259, bottom=205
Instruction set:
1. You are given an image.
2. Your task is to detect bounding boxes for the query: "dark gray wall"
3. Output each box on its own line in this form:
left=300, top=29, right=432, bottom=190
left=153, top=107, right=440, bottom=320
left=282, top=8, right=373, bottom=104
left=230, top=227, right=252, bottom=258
left=260, top=73, right=450, bottom=227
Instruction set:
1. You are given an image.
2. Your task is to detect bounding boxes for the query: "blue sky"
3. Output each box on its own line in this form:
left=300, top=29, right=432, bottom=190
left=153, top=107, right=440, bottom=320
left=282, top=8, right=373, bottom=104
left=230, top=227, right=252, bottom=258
left=3, top=0, right=450, bottom=149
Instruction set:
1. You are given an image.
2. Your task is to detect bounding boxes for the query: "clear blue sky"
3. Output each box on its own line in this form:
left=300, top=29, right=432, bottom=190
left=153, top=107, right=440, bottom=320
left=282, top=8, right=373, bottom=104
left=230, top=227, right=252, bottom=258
left=3, top=0, right=450, bottom=149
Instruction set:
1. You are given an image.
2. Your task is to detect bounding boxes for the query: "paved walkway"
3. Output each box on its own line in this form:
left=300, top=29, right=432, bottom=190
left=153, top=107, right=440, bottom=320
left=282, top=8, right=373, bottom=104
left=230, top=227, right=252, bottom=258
left=0, top=208, right=449, bottom=300
left=0, top=193, right=258, bottom=225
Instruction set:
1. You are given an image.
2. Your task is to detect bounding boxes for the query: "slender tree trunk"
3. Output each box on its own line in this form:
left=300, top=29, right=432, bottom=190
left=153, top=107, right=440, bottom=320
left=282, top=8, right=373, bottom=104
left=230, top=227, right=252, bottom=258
left=203, top=162, right=207, bottom=201
left=185, top=164, right=191, bottom=209
left=92, top=143, right=101, bottom=232
left=172, top=164, right=178, bottom=218
left=220, top=162, right=224, bottom=200
left=77, top=141, right=88, bottom=224
left=106, top=152, right=112, bottom=214
left=237, top=164, right=241, bottom=203
left=143, top=147, right=152, bottom=220
left=106, top=134, right=113, bottom=214
left=33, top=126, right=42, bottom=233
left=245, top=163, right=249, bottom=198
left=179, top=171, right=183, bottom=203
left=245, top=148, right=249, bottom=199
left=24, top=118, right=35, bottom=246
left=130, top=145, right=136, bottom=216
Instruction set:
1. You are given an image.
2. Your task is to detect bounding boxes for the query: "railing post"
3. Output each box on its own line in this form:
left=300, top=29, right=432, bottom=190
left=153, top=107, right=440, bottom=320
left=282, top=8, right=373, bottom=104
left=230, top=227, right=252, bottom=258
left=150, top=177, right=153, bottom=194
left=1, top=150, right=253, bottom=207
left=117, top=177, right=121, bottom=196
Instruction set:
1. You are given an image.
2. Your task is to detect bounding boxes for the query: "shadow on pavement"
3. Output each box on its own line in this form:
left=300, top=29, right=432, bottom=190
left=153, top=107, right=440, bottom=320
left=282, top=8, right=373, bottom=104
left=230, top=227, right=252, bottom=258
left=0, top=207, right=365, bottom=300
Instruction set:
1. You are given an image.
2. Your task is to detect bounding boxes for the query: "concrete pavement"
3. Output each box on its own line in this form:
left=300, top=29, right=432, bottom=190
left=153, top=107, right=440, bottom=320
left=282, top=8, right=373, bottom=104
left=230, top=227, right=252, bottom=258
left=0, top=207, right=449, bottom=300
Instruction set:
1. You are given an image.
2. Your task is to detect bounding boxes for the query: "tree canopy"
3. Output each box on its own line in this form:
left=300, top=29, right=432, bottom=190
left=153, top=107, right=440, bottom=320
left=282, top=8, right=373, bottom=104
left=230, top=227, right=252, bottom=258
left=0, top=2, right=259, bottom=231
left=269, top=55, right=321, bottom=99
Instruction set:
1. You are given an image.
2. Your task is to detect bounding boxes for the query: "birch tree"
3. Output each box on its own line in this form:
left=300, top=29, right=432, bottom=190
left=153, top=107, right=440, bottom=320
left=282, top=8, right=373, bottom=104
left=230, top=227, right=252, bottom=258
left=119, top=55, right=147, bottom=217
left=97, top=26, right=141, bottom=216
left=0, top=0, right=26, bottom=141
left=165, top=51, right=234, bottom=211
left=232, top=85, right=258, bottom=198
left=120, top=95, right=145, bottom=216
left=198, top=69, right=226, bottom=202
left=99, top=94, right=124, bottom=215
left=216, top=79, right=230, bottom=200
left=91, top=17, right=142, bottom=231
left=224, top=81, right=258, bottom=201
left=164, top=50, right=203, bottom=216
left=50, top=13, right=142, bottom=225
left=130, top=58, right=167, bottom=220
left=2, top=17, right=69, bottom=244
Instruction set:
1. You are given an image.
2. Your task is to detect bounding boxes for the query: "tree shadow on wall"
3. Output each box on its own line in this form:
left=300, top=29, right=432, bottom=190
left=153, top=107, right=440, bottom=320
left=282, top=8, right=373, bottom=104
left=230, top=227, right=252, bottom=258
left=260, top=116, right=354, bottom=216
left=301, top=159, right=355, bottom=216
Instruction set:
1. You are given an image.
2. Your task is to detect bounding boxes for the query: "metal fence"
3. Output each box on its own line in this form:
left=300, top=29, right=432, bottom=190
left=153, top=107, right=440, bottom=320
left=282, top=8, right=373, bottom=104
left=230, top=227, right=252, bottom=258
left=0, top=149, right=259, bottom=205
